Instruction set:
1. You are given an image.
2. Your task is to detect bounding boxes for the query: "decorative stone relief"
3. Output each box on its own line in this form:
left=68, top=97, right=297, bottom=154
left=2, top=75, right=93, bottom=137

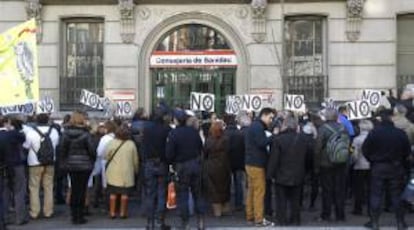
left=26, top=0, right=42, bottom=43
left=346, top=0, right=365, bottom=42
left=137, top=7, right=151, bottom=20
left=251, top=0, right=267, bottom=43
left=118, top=0, right=135, bottom=44
left=236, top=6, right=249, bottom=19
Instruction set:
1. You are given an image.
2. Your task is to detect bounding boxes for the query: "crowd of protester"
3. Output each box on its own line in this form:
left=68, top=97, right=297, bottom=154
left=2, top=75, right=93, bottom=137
left=0, top=91, right=414, bottom=230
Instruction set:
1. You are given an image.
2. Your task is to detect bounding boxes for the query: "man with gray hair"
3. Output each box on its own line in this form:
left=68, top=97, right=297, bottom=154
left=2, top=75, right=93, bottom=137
left=392, top=104, right=414, bottom=145
left=267, top=116, right=311, bottom=226
left=315, top=108, right=350, bottom=222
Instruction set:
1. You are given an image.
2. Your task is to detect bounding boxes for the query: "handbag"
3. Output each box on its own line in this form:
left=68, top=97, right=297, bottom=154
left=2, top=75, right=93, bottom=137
left=105, top=141, right=126, bottom=170
left=401, top=168, right=414, bottom=204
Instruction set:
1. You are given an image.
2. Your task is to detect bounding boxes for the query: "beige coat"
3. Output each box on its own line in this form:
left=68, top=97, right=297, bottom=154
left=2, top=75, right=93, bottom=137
left=105, top=139, right=139, bottom=188
left=393, top=115, right=414, bottom=145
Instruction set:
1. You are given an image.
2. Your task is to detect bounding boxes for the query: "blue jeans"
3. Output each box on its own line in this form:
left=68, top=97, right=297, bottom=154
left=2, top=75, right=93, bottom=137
left=232, top=170, right=245, bottom=208
left=143, top=160, right=168, bottom=220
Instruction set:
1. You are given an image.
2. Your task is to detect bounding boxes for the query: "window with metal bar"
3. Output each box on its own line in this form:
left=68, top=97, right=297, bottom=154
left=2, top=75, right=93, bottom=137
left=60, top=18, right=104, bottom=111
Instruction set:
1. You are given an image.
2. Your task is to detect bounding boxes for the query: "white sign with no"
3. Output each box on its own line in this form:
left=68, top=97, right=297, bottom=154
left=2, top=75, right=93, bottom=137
left=284, top=94, right=306, bottom=113
left=190, top=92, right=215, bottom=112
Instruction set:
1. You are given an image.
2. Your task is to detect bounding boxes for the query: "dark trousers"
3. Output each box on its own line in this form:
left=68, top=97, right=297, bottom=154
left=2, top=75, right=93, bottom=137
left=309, top=172, right=319, bottom=208
left=320, top=165, right=347, bottom=221
left=370, top=175, right=405, bottom=218
left=3, top=166, right=28, bottom=224
left=143, top=161, right=168, bottom=221
left=176, top=159, right=207, bottom=222
left=275, top=184, right=301, bottom=226
left=0, top=171, right=5, bottom=229
left=352, top=169, right=370, bottom=214
left=69, top=171, right=90, bottom=221
left=232, top=170, right=244, bottom=209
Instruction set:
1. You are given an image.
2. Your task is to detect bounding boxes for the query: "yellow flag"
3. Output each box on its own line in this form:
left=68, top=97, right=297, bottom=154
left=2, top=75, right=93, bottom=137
left=0, top=19, right=39, bottom=106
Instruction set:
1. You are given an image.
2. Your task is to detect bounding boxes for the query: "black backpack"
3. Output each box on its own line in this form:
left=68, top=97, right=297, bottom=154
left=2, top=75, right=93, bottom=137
left=32, top=126, right=55, bottom=165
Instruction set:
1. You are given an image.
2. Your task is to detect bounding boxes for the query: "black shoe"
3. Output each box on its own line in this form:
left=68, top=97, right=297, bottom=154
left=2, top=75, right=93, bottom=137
left=364, top=220, right=379, bottom=230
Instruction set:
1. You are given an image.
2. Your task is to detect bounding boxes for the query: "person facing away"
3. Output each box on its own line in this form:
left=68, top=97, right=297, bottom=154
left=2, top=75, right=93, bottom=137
left=267, top=116, right=311, bottom=226
left=392, top=104, right=414, bottom=145
left=105, top=123, right=139, bottom=219
left=314, top=108, right=350, bottom=222
left=338, top=105, right=355, bottom=139
left=59, top=111, right=96, bottom=225
left=204, top=120, right=231, bottom=217
left=24, top=114, right=59, bottom=220
left=166, top=109, right=206, bottom=230
left=362, top=109, right=411, bottom=230
left=96, top=121, right=118, bottom=189
left=244, top=108, right=275, bottom=227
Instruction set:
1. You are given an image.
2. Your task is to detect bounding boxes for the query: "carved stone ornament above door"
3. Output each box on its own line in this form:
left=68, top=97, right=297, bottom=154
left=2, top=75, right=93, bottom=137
left=26, top=0, right=42, bottom=43
left=251, top=0, right=267, bottom=43
left=118, top=0, right=136, bottom=44
left=346, top=0, right=365, bottom=42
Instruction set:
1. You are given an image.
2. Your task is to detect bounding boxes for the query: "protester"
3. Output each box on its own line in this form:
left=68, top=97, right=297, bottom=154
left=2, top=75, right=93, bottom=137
left=267, top=116, right=310, bottom=226
left=0, top=116, right=10, bottom=230
left=302, top=116, right=318, bottom=210
left=2, top=117, right=28, bottom=225
left=393, top=104, right=414, bottom=145
left=351, top=119, right=373, bottom=216
left=315, top=108, right=349, bottom=222
left=96, top=121, right=117, bottom=189
left=205, top=121, right=231, bottom=217
left=244, top=108, right=275, bottom=227
left=338, top=105, right=355, bottom=138
left=362, top=109, right=411, bottom=230
left=140, top=108, right=171, bottom=229
left=105, top=123, right=139, bottom=219
left=166, top=109, right=206, bottom=230
left=224, top=114, right=246, bottom=211
left=55, top=114, right=71, bottom=205
left=24, top=114, right=59, bottom=219
left=60, top=111, right=96, bottom=224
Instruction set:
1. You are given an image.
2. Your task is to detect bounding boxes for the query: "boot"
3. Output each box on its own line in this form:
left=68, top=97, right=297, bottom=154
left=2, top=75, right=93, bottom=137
left=396, top=214, right=408, bottom=230
left=197, top=215, right=205, bottom=230
left=120, top=195, right=129, bottom=219
left=109, top=194, right=117, bottom=219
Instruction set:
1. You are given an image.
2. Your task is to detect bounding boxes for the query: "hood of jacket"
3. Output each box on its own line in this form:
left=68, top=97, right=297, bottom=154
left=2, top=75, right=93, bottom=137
left=64, top=126, right=89, bottom=139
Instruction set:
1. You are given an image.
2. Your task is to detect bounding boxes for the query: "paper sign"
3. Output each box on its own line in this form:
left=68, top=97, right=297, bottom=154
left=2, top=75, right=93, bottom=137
left=190, top=92, right=215, bottom=112
left=361, top=90, right=381, bottom=109
left=116, top=101, right=133, bottom=117
left=36, top=97, right=54, bottom=114
left=0, top=102, right=35, bottom=115
left=284, top=94, right=306, bottom=113
left=225, top=95, right=263, bottom=115
left=80, top=89, right=109, bottom=111
left=346, top=100, right=372, bottom=120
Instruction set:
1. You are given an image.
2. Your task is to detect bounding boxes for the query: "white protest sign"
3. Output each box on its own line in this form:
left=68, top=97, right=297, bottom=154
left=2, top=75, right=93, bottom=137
left=36, top=97, right=54, bottom=114
left=361, top=90, right=381, bottom=109
left=284, top=94, right=306, bottom=113
left=190, top=92, right=215, bottom=112
left=225, top=94, right=263, bottom=115
left=346, top=100, right=372, bottom=120
left=80, top=89, right=109, bottom=111
left=116, top=101, right=133, bottom=117
left=0, top=102, right=35, bottom=115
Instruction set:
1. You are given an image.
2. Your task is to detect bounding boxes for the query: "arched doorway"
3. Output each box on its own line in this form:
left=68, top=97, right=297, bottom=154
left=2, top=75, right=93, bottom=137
left=150, top=24, right=236, bottom=114
left=138, top=12, right=250, bottom=113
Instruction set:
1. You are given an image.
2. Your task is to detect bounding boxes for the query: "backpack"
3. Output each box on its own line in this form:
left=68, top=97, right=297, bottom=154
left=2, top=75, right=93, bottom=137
left=32, top=126, right=55, bottom=165
left=325, top=124, right=350, bottom=164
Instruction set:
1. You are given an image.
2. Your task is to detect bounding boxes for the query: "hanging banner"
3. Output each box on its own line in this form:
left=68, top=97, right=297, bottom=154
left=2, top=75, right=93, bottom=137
left=116, top=101, right=133, bottom=117
left=0, top=19, right=39, bottom=106
left=150, top=50, right=237, bottom=68
left=80, top=89, right=109, bottom=111
left=346, top=100, right=372, bottom=120
left=36, top=97, right=54, bottom=114
left=284, top=94, right=306, bottom=113
left=225, top=94, right=263, bottom=115
left=0, top=102, right=35, bottom=115
left=361, top=89, right=381, bottom=109
left=190, top=92, right=215, bottom=112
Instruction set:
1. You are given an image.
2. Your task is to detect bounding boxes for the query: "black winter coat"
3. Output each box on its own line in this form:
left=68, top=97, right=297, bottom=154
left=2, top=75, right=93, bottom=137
left=224, top=125, right=245, bottom=171
left=362, top=120, right=411, bottom=179
left=60, top=126, right=96, bottom=172
left=267, top=129, right=311, bottom=186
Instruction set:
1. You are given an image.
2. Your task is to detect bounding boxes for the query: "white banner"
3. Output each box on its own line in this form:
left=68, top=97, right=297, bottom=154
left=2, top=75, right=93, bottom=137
left=0, top=102, right=35, bottom=115
left=225, top=94, right=263, bottom=115
left=361, top=90, right=381, bottom=109
left=190, top=92, right=215, bottom=112
left=150, top=51, right=237, bottom=68
left=36, top=97, right=54, bottom=114
left=346, top=100, right=372, bottom=120
left=116, top=101, right=133, bottom=117
left=284, top=94, right=306, bottom=113
left=80, top=89, right=110, bottom=111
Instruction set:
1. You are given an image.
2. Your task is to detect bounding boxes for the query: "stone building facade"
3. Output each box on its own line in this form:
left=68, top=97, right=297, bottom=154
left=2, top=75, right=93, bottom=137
left=0, top=0, right=413, bottom=114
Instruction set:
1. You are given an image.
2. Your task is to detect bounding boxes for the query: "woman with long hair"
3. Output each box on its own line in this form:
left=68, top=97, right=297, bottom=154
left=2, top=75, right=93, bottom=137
left=60, top=111, right=96, bottom=224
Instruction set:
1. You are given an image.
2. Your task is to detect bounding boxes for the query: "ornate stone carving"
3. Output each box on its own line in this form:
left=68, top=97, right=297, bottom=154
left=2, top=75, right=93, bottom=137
left=137, top=7, right=151, bottom=20
left=118, top=0, right=135, bottom=44
left=346, top=0, right=365, bottom=42
left=26, top=0, right=42, bottom=43
left=236, top=6, right=249, bottom=19
left=251, top=0, right=267, bottom=43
